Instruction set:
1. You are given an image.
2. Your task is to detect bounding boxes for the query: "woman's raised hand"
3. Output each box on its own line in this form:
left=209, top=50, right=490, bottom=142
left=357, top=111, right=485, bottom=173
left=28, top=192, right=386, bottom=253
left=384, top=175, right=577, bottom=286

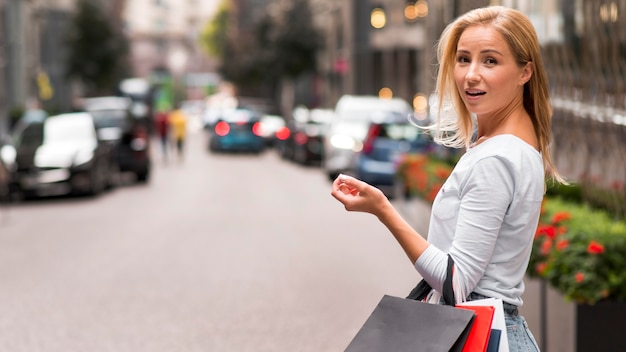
left=331, top=174, right=389, bottom=216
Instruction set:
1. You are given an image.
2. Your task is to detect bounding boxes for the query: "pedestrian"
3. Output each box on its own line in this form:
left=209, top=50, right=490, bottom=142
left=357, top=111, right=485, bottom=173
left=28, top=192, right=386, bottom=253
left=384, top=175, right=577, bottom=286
left=154, top=110, right=170, bottom=162
left=168, top=107, right=187, bottom=162
left=330, top=6, right=565, bottom=351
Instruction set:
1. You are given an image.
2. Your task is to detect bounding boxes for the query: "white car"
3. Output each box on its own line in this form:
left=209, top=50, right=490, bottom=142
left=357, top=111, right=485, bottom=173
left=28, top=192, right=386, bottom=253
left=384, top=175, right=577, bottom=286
left=322, top=95, right=413, bottom=180
left=9, top=112, right=117, bottom=198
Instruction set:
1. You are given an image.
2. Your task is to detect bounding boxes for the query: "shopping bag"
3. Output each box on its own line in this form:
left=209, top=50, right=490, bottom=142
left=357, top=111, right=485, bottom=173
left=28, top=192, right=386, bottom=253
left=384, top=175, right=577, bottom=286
left=457, top=305, right=495, bottom=352
left=486, top=329, right=502, bottom=352
left=458, top=298, right=509, bottom=352
left=344, top=295, right=476, bottom=352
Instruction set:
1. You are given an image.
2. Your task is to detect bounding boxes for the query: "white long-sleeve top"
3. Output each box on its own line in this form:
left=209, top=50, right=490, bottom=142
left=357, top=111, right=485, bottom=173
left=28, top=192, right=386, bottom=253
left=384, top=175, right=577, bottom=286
left=414, top=134, right=545, bottom=307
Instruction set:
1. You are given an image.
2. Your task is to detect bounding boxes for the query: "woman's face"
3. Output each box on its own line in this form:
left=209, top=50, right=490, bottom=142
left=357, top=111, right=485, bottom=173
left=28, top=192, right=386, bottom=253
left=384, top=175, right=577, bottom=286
left=454, top=25, right=531, bottom=117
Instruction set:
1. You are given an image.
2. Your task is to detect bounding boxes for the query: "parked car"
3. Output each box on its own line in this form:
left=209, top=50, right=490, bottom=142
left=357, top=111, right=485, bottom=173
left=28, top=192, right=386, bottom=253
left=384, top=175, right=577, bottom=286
left=0, top=139, right=11, bottom=203
left=290, top=108, right=334, bottom=166
left=81, top=96, right=151, bottom=183
left=8, top=112, right=117, bottom=198
left=353, top=113, right=433, bottom=196
left=208, top=108, right=265, bottom=153
left=323, top=95, right=413, bottom=180
left=259, top=114, right=286, bottom=148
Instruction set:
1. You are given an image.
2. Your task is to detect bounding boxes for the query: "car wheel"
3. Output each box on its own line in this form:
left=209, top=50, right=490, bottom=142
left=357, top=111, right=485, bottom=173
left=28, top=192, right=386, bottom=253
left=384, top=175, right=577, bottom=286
left=106, top=162, right=121, bottom=189
left=136, top=170, right=149, bottom=183
left=87, top=166, right=105, bottom=196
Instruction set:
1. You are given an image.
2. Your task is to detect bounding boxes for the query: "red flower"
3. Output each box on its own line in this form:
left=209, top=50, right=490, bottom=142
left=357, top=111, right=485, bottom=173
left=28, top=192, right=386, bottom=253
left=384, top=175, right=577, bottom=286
left=556, top=239, right=569, bottom=251
left=610, top=180, right=624, bottom=191
left=575, top=272, right=585, bottom=283
left=535, top=262, right=548, bottom=275
left=434, top=166, right=451, bottom=180
left=551, top=211, right=572, bottom=224
left=587, top=240, right=605, bottom=254
left=541, top=239, right=553, bottom=255
left=536, top=225, right=557, bottom=239
left=426, top=183, right=443, bottom=203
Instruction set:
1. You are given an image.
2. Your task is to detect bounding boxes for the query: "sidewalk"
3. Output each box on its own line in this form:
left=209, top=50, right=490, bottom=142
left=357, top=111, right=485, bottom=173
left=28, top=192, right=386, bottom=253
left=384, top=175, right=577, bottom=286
left=395, top=196, right=576, bottom=352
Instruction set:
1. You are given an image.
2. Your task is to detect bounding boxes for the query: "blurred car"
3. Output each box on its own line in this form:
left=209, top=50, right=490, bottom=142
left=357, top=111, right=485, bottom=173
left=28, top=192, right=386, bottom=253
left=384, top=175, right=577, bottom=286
left=353, top=114, right=433, bottom=195
left=82, top=96, right=151, bottom=183
left=7, top=112, right=117, bottom=198
left=290, top=108, right=334, bottom=166
left=259, top=114, right=286, bottom=148
left=208, top=108, right=265, bottom=153
left=323, top=95, right=413, bottom=180
left=0, top=139, right=11, bottom=203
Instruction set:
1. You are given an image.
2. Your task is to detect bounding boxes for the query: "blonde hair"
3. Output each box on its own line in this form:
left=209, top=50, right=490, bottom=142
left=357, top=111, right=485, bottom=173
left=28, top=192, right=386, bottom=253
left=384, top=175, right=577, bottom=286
left=429, top=6, right=563, bottom=183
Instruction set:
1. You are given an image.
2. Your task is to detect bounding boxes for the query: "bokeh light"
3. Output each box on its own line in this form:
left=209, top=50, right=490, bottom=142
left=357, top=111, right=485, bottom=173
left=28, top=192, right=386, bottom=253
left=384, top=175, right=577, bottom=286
left=378, top=87, right=393, bottom=99
left=415, top=0, right=429, bottom=18
left=370, top=8, right=386, bottom=29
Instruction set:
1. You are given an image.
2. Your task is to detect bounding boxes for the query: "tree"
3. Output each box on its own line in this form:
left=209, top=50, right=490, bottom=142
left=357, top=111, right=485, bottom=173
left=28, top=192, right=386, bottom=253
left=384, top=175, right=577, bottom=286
left=199, top=0, right=322, bottom=113
left=64, top=0, right=130, bottom=96
left=266, top=0, right=323, bottom=114
left=199, top=0, right=230, bottom=59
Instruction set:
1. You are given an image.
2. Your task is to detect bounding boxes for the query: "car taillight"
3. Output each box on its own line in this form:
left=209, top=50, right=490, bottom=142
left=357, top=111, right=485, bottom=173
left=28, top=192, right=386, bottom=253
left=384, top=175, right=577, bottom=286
left=252, top=122, right=263, bottom=136
left=131, top=126, right=148, bottom=151
left=362, top=124, right=381, bottom=155
left=215, top=121, right=230, bottom=136
left=275, top=127, right=290, bottom=140
left=294, top=132, right=308, bottom=145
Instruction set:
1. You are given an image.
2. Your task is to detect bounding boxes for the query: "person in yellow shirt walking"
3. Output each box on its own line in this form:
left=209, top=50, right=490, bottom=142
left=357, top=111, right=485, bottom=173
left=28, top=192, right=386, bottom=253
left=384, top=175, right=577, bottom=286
left=168, top=108, right=187, bottom=162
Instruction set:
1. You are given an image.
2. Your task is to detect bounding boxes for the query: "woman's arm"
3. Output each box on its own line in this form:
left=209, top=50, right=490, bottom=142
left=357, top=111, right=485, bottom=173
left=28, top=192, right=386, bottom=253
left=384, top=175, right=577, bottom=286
left=330, top=174, right=430, bottom=264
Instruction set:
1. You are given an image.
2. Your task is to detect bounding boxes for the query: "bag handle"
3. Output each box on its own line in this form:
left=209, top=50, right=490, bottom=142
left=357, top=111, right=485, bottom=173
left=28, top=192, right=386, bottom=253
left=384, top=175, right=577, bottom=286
left=407, top=254, right=456, bottom=306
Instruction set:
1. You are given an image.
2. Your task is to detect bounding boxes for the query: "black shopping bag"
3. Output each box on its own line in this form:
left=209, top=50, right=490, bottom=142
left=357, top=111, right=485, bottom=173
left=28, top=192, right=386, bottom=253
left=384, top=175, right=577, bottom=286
left=345, top=295, right=475, bottom=352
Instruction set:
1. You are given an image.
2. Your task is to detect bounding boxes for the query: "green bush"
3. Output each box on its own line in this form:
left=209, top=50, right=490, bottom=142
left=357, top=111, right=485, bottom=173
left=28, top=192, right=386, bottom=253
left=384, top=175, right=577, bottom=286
left=529, top=198, right=626, bottom=304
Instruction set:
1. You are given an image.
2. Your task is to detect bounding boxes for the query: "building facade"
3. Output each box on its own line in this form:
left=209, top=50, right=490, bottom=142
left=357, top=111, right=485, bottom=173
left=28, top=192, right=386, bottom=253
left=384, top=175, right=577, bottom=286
left=122, top=0, right=220, bottom=103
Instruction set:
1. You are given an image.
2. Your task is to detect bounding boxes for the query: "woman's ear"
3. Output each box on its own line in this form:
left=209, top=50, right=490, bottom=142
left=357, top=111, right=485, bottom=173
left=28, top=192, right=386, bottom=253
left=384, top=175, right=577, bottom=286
left=520, top=62, right=533, bottom=85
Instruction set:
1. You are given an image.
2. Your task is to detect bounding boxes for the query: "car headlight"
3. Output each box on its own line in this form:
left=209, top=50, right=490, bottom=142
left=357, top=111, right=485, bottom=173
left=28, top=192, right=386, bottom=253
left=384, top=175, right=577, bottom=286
left=73, top=149, right=94, bottom=167
left=330, top=135, right=363, bottom=152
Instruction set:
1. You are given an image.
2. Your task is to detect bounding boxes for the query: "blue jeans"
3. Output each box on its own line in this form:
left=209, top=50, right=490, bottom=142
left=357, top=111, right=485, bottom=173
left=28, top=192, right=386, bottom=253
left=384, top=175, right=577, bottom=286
left=466, top=293, right=540, bottom=352
left=505, top=313, right=540, bottom=352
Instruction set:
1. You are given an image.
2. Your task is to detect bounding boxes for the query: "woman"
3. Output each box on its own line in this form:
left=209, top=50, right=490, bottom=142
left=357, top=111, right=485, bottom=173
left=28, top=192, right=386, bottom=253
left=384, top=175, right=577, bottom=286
left=331, top=6, right=565, bottom=351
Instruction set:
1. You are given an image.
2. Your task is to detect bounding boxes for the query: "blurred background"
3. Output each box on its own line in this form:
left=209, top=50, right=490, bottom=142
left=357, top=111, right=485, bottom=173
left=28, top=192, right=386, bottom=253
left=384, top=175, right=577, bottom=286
left=0, top=1, right=623, bottom=351
left=0, top=0, right=624, bottom=186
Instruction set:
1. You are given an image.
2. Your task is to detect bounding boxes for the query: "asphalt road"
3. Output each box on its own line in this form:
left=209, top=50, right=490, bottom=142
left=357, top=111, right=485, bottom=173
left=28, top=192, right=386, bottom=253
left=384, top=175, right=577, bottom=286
left=0, top=130, right=422, bottom=352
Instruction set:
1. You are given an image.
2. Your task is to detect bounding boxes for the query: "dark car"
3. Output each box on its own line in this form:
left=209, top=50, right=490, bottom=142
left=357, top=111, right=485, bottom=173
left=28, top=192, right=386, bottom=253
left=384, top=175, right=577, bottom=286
left=8, top=112, right=117, bottom=198
left=352, top=113, right=433, bottom=196
left=259, top=114, right=286, bottom=148
left=208, top=108, right=265, bottom=153
left=82, top=96, right=151, bottom=182
left=290, top=108, right=333, bottom=166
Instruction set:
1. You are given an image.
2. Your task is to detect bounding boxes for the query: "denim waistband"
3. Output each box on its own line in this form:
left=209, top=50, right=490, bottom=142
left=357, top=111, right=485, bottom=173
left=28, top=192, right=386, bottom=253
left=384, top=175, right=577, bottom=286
left=468, top=292, right=519, bottom=316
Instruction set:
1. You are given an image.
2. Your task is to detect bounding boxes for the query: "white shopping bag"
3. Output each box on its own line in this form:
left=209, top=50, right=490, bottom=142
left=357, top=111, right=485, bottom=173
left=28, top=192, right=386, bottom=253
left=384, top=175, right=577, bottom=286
left=458, top=298, right=510, bottom=352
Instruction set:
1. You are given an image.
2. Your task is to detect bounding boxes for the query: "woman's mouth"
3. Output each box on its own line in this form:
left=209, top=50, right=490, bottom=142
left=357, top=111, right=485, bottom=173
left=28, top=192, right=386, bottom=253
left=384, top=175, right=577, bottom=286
left=466, top=90, right=486, bottom=97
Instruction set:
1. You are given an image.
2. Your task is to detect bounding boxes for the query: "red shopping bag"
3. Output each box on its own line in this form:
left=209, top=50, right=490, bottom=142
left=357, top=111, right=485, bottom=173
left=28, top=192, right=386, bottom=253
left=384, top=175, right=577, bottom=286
left=457, top=305, right=496, bottom=352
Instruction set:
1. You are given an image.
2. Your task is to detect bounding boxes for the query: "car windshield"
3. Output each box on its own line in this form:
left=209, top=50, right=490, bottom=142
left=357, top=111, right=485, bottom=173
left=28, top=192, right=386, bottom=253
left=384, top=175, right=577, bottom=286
left=14, top=123, right=43, bottom=148
left=338, top=108, right=409, bottom=123
left=378, top=123, right=427, bottom=143
left=89, top=110, right=128, bottom=129
left=223, top=109, right=258, bottom=122
left=332, top=121, right=370, bottom=140
left=44, top=117, right=94, bottom=144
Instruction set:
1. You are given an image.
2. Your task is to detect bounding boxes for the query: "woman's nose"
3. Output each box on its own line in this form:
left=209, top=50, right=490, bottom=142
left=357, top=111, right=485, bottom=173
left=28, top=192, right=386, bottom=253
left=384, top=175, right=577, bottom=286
left=465, top=63, right=480, bottom=82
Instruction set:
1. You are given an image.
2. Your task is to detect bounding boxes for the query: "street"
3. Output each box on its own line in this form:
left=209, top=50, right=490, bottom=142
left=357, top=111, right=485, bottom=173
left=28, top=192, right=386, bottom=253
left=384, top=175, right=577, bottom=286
left=0, top=130, right=420, bottom=352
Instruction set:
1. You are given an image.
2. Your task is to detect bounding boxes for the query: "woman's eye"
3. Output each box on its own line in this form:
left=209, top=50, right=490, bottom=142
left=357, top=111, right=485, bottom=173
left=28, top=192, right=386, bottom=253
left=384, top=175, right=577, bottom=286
left=456, top=56, right=470, bottom=63
left=485, top=58, right=497, bottom=65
